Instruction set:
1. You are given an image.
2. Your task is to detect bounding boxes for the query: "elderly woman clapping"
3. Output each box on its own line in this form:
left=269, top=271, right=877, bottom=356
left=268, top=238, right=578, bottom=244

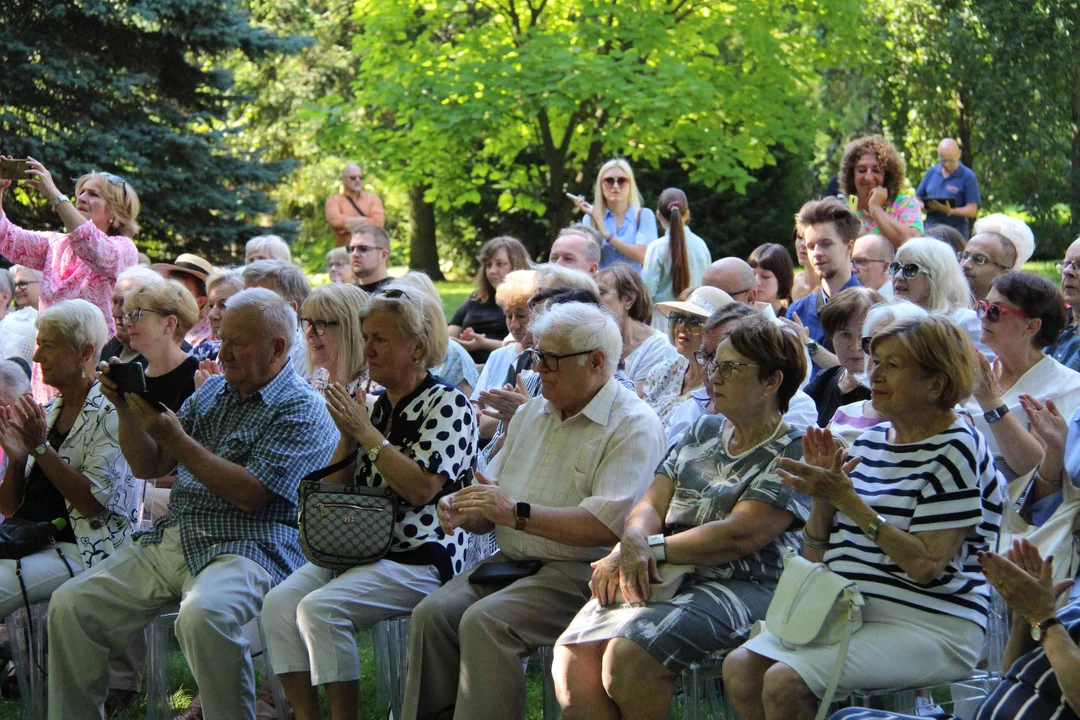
left=554, top=314, right=811, bottom=719
left=262, top=282, right=478, bottom=720
left=724, top=315, right=1004, bottom=719
left=0, top=300, right=139, bottom=615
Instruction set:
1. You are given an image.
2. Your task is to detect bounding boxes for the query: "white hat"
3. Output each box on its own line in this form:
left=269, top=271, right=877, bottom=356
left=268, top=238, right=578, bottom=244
left=655, top=286, right=735, bottom=319
left=973, top=214, right=1035, bottom=271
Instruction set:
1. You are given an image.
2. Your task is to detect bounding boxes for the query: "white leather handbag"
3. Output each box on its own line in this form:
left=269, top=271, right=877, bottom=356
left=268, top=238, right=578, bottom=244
left=766, top=547, right=865, bottom=720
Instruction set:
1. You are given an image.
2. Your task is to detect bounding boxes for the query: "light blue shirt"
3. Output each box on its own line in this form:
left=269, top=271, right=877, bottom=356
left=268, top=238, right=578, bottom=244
left=584, top=206, right=659, bottom=272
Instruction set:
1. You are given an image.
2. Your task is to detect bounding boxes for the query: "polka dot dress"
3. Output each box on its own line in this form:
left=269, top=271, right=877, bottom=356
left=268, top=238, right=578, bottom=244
left=359, top=373, right=478, bottom=577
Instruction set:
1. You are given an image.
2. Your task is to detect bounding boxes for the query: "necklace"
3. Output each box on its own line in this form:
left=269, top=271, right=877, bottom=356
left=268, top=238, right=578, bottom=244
left=723, top=417, right=786, bottom=461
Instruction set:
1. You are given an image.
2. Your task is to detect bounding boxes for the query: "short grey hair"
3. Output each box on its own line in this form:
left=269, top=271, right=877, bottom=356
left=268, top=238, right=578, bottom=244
left=0, top=360, right=30, bottom=398
left=529, top=301, right=621, bottom=377
left=862, top=299, right=929, bottom=337
left=36, top=299, right=109, bottom=360
left=206, top=267, right=244, bottom=296
left=245, top=235, right=292, bottom=263
left=558, top=224, right=604, bottom=264
left=223, top=287, right=297, bottom=353
left=242, top=259, right=311, bottom=307
left=9, top=265, right=42, bottom=282
left=116, top=264, right=164, bottom=292
left=894, top=237, right=973, bottom=312
left=0, top=269, right=14, bottom=300
left=358, top=279, right=448, bottom=369
left=533, top=263, right=601, bottom=296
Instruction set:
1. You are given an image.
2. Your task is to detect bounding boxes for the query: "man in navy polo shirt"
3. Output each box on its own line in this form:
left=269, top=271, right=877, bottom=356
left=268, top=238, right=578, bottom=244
left=916, top=138, right=982, bottom=237
left=787, top=197, right=861, bottom=380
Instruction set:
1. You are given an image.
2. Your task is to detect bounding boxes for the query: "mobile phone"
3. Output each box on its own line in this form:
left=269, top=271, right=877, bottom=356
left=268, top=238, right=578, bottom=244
left=0, top=159, right=29, bottom=182
left=565, top=192, right=582, bottom=202
left=109, top=361, right=147, bottom=395
left=844, top=194, right=859, bottom=212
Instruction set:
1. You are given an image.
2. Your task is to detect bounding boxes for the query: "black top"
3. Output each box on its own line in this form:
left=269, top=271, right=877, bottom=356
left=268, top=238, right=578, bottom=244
left=13, top=426, right=77, bottom=544
left=358, top=277, right=393, bottom=294
left=145, top=355, right=200, bottom=413
left=99, top=338, right=193, bottom=365
left=450, top=295, right=509, bottom=364
left=804, top=365, right=872, bottom=428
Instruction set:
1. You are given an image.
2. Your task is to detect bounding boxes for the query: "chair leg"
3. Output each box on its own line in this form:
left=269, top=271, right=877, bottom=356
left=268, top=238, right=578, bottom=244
left=388, top=617, right=411, bottom=720
left=539, top=646, right=559, bottom=720
left=372, top=619, right=393, bottom=714
left=255, top=618, right=290, bottom=720
left=144, top=614, right=175, bottom=720
left=6, top=604, right=47, bottom=720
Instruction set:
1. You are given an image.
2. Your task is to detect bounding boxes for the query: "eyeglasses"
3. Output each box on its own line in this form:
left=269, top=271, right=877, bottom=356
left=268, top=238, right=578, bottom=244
left=707, top=359, right=758, bottom=380
left=692, top=349, right=715, bottom=367
left=300, top=318, right=340, bottom=337
left=667, top=312, right=705, bottom=330
left=345, top=174, right=363, bottom=180
left=851, top=258, right=888, bottom=269
left=348, top=244, right=380, bottom=254
left=728, top=286, right=754, bottom=298
left=975, top=300, right=1030, bottom=323
left=13, top=281, right=39, bottom=290
left=373, top=288, right=410, bottom=300
left=602, top=177, right=629, bottom=188
left=861, top=336, right=873, bottom=354
left=526, top=347, right=597, bottom=372
left=957, top=251, right=1011, bottom=272
left=1056, top=260, right=1079, bottom=274
left=888, top=262, right=929, bottom=279
left=122, top=308, right=164, bottom=324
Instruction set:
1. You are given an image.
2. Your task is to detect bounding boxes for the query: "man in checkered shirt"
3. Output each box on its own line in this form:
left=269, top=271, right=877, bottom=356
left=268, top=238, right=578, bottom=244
left=47, top=287, right=337, bottom=720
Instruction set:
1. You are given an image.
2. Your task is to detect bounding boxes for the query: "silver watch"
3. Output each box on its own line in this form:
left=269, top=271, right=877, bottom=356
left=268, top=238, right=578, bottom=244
left=49, top=194, right=70, bottom=211
left=366, top=439, right=390, bottom=463
left=864, top=513, right=888, bottom=542
left=647, top=534, right=667, bottom=563
left=31, top=442, right=48, bottom=458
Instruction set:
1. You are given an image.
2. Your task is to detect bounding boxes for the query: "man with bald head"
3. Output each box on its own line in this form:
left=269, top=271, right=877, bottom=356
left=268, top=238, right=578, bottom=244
left=851, top=234, right=895, bottom=297
left=915, top=138, right=981, bottom=237
left=702, top=258, right=758, bottom=304
left=324, top=163, right=386, bottom=247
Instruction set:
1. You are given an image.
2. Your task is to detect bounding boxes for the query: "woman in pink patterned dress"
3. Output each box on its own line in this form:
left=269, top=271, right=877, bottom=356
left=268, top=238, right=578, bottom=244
left=0, top=157, right=139, bottom=399
left=839, top=135, right=924, bottom=250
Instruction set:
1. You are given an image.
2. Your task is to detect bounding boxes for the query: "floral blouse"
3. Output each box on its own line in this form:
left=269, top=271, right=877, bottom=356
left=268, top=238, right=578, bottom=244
left=856, top=194, right=924, bottom=237
left=641, top=355, right=695, bottom=429
left=28, top=382, right=141, bottom=568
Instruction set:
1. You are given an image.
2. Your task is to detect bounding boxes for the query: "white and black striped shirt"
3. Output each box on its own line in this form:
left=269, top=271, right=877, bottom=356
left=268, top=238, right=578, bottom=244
left=824, top=419, right=1004, bottom=629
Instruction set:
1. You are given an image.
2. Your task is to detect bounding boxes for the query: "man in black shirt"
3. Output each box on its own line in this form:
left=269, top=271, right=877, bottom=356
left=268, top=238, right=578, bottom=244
left=349, top=224, right=393, bottom=294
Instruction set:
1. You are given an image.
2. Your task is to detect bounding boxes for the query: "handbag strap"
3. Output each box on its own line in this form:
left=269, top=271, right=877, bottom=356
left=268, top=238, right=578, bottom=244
left=302, top=455, right=357, bottom=484
left=814, top=593, right=858, bottom=720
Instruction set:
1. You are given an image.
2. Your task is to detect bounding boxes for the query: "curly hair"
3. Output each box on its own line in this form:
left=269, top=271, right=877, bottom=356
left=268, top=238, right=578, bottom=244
left=839, top=134, right=907, bottom=202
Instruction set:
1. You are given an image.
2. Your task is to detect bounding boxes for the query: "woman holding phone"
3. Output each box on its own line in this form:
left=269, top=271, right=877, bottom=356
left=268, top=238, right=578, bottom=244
left=572, top=159, right=658, bottom=271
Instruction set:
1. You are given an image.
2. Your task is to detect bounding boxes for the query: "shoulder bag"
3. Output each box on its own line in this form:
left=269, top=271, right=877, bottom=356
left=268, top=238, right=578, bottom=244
left=298, top=455, right=399, bottom=571
left=765, top=547, right=864, bottom=720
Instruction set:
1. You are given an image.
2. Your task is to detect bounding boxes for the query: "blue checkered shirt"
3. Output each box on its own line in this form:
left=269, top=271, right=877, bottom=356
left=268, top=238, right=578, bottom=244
left=135, top=362, right=337, bottom=583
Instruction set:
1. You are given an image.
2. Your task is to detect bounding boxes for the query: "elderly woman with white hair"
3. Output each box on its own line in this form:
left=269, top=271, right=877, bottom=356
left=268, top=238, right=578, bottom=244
left=262, top=280, right=478, bottom=720
left=245, top=234, right=292, bottom=264
left=0, top=300, right=138, bottom=616
left=890, top=236, right=984, bottom=350
left=191, top=268, right=245, bottom=363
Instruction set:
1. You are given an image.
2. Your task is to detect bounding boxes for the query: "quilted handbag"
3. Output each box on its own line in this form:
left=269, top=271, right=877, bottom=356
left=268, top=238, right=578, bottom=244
left=766, top=547, right=864, bottom=720
left=298, top=456, right=399, bottom=571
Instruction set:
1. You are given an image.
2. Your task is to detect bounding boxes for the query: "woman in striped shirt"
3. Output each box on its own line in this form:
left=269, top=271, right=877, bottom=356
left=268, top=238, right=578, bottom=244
left=724, top=315, right=1004, bottom=720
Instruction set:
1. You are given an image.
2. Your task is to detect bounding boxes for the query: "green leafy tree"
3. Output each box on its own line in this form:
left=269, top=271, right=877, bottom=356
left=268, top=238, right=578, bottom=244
left=0, top=0, right=303, bottom=263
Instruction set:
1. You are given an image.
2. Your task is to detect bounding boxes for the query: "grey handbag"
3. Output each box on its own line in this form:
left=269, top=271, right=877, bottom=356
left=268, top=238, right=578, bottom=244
left=298, top=456, right=399, bottom=571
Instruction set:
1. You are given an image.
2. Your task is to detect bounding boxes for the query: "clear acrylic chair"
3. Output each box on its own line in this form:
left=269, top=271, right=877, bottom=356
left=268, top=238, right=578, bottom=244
left=5, top=601, right=50, bottom=720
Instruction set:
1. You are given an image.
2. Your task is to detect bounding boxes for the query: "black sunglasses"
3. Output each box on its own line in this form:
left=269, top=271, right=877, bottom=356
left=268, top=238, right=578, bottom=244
left=888, top=261, right=927, bottom=279
left=373, top=288, right=409, bottom=300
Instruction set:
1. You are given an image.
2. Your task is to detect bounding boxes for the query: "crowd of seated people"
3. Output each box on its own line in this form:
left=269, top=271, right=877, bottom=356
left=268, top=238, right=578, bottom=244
left=4, top=148, right=1080, bottom=720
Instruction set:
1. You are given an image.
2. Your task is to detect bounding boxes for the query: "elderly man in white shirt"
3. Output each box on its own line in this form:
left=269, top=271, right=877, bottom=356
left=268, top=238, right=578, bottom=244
left=401, top=302, right=665, bottom=720
left=667, top=304, right=818, bottom=446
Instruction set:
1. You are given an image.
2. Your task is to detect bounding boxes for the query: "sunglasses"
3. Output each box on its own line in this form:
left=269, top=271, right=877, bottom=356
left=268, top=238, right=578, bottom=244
left=373, top=288, right=409, bottom=300
left=888, top=262, right=928, bottom=279
left=602, top=177, right=629, bottom=188
left=98, top=172, right=129, bottom=202
left=957, top=250, right=1010, bottom=272
left=975, top=300, right=1030, bottom=323
left=668, top=312, right=705, bottom=330
left=348, top=244, right=380, bottom=254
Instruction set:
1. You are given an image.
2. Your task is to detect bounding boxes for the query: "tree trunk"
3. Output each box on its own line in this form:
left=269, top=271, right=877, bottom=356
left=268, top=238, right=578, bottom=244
left=408, top=184, right=443, bottom=280
left=545, top=158, right=571, bottom=261
left=956, top=83, right=974, bottom=169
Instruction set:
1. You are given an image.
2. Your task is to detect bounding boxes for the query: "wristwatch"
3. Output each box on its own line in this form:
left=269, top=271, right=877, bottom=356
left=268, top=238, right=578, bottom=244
left=863, top=513, right=888, bottom=542
left=31, top=442, right=48, bottom=458
left=983, top=404, right=1010, bottom=424
left=515, top=502, right=532, bottom=531
left=366, top=439, right=390, bottom=463
left=806, top=340, right=819, bottom=357
left=647, top=534, right=667, bottom=563
left=1031, top=616, right=1063, bottom=643
left=49, top=194, right=69, bottom=211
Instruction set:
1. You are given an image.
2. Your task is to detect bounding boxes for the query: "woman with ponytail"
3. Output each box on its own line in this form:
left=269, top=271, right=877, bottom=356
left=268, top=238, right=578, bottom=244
left=642, top=188, right=713, bottom=328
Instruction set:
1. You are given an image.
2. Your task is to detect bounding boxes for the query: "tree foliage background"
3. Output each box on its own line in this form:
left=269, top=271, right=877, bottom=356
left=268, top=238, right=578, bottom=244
left=2, top=0, right=1077, bottom=270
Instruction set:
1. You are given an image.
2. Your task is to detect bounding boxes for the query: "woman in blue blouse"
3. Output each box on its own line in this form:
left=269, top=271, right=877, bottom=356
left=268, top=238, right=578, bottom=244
left=573, top=158, right=658, bottom=272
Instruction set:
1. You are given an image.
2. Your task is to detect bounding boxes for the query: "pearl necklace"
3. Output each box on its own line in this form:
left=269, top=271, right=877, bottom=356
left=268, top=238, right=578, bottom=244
left=723, top=417, right=786, bottom=461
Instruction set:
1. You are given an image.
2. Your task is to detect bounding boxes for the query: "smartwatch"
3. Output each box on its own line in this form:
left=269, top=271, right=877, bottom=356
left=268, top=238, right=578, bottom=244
left=1031, top=616, right=1063, bottom=643
left=515, top=502, right=532, bottom=531
left=983, top=404, right=1010, bottom=424
left=647, top=534, right=667, bottom=563
left=366, top=439, right=390, bottom=464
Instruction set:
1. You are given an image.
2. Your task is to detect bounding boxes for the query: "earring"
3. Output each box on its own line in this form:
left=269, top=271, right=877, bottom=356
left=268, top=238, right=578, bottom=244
left=81, top=368, right=86, bottom=380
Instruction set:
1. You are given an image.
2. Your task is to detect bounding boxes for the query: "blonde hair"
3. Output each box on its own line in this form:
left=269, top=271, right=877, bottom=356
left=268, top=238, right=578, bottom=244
left=206, top=267, right=244, bottom=296
left=245, top=235, right=292, bottom=263
left=592, top=158, right=644, bottom=215
left=495, top=269, right=538, bottom=309
left=302, top=283, right=370, bottom=379
left=74, top=173, right=140, bottom=237
left=359, top=279, right=448, bottom=369
left=36, top=299, right=109, bottom=361
left=124, top=279, right=200, bottom=342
